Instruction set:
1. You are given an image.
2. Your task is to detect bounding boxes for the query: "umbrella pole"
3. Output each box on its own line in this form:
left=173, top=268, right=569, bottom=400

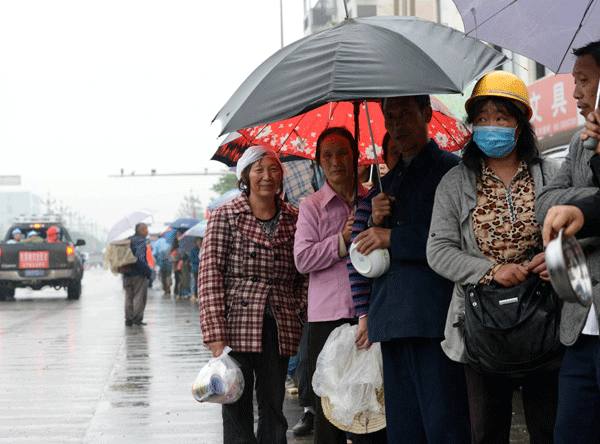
left=353, top=101, right=360, bottom=211
left=363, top=101, right=383, bottom=192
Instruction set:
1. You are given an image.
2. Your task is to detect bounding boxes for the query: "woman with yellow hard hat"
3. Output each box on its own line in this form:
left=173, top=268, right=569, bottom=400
left=426, top=71, right=563, bottom=443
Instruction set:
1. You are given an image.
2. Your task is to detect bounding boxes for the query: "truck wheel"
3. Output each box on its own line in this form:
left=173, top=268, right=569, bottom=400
left=0, top=287, right=15, bottom=301
left=67, top=280, right=82, bottom=300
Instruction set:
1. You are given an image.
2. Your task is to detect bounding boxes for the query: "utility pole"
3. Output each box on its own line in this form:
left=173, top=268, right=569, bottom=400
left=43, top=192, right=56, bottom=215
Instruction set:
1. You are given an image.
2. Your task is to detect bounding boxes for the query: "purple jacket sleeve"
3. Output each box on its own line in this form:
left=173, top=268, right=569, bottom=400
left=347, top=188, right=376, bottom=317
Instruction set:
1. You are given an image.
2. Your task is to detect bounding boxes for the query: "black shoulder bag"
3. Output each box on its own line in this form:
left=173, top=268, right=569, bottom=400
left=464, top=274, right=563, bottom=374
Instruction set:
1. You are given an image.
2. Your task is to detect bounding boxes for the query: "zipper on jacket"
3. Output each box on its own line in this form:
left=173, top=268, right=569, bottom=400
left=488, top=169, right=525, bottom=224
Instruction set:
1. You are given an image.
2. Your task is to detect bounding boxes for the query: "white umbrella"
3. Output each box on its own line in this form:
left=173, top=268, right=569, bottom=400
left=107, top=209, right=158, bottom=243
left=182, top=220, right=208, bottom=238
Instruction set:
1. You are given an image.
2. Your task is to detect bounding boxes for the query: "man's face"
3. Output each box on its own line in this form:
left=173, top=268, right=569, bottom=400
left=382, top=97, right=431, bottom=159
left=139, top=224, right=149, bottom=238
left=572, top=54, right=600, bottom=118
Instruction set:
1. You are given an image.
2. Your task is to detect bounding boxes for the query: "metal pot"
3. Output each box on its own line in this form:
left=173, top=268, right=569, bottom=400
left=545, top=228, right=592, bottom=307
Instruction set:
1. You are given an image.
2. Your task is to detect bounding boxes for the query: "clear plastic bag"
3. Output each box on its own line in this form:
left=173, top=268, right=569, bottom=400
left=192, top=346, right=245, bottom=404
left=312, top=324, right=383, bottom=427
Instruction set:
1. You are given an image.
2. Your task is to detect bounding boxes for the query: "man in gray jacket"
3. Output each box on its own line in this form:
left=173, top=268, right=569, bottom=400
left=536, top=39, right=600, bottom=444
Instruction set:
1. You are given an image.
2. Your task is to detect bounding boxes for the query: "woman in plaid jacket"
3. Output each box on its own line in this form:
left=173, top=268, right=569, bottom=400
left=199, top=146, right=308, bottom=444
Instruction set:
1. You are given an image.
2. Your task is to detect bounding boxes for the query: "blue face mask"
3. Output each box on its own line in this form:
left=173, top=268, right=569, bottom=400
left=472, top=126, right=517, bottom=158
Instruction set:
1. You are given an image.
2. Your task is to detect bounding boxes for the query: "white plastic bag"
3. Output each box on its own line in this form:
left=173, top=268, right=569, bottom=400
left=312, top=324, right=383, bottom=427
left=192, top=346, right=245, bottom=404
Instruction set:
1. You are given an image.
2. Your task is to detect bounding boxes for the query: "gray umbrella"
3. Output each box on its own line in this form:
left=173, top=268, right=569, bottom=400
left=213, top=15, right=506, bottom=136
left=451, top=0, right=600, bottom=74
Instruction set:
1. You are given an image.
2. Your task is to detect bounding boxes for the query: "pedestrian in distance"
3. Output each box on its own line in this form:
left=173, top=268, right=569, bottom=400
left=153, top=232, right=173, bottom=296
left=23, top=230, right=43, bottom=243
left=536, top=39, right=600, bottom=444
left=189, top=236, right=202, bottom=299
left=123, top=223, right=152, bottom=326
left=427, top=71, right=562, bottom=444
left=45, top=226, right=61, bottom=242
left=199, top=145, right=308, bottom=444
left=170, top=237, right=181, bottom=297
left=7, top=228, right=22, bottom=243
left=348, top=94, right=470, bottom=444
left=295, top=127, right=386, bottom=444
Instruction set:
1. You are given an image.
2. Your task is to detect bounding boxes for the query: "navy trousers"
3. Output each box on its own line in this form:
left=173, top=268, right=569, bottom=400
left=554, top=335, right=600, bottom=444
left=380, top=337, right=470, bottom=444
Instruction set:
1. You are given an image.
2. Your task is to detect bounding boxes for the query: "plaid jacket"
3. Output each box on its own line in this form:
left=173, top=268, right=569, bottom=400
left=198, top=194, right=308, bottom=356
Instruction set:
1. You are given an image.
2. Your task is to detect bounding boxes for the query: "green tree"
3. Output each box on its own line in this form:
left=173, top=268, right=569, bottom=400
left=176, top=189, right=204, bottom=220
left=210, top=173, right=238, bottom=197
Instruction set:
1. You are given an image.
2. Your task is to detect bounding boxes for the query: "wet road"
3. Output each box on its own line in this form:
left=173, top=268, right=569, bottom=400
left=0, top=268, right=528, bottom=443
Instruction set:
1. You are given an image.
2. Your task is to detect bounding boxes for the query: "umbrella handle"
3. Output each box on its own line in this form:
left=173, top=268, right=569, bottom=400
left=583, top=79, right=600, bottom=151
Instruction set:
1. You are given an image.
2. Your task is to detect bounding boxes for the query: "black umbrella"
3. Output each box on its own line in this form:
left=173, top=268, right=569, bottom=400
left=213, top=16, right=506, bottom=136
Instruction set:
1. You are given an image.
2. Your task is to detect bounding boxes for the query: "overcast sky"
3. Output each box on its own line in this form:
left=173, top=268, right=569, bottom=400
left=0, top=1, right=304, bottom=234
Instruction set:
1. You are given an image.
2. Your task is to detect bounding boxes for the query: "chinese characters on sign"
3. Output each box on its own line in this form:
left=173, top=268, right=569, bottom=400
left=528, top=74, right=585, bottom=138
left=19, top=251, right=49, bottom=269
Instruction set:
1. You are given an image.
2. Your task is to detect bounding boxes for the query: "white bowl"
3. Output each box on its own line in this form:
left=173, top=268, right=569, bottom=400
left=349, top=242, right=390, bottom=278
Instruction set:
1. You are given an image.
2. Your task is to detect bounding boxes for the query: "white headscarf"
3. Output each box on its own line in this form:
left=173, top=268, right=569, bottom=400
left=235, top=145, right=284, bottom=180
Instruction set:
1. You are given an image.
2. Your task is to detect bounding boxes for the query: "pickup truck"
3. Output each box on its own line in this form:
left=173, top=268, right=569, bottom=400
left=0, top=217, right=86, bottom=301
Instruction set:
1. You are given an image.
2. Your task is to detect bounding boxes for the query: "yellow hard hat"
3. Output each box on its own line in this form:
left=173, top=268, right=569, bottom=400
left=465, top=71, right=532, bottom=121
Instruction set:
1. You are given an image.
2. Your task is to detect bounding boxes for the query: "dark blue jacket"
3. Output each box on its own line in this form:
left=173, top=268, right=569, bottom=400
left=125, top=234, right=152, bottom=278
left=349, top=140, right=459, bottom=342
left=189, top=245, right=200, bottom=273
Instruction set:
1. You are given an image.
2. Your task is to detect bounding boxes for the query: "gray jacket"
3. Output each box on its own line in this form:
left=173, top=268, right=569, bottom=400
left=427, top=158, right=560, bottom=363
left=536, top=130, right=600, bottom=346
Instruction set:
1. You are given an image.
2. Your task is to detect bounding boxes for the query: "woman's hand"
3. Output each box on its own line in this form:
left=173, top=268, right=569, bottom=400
left=528, top=252, right=550, bottom=282
left=493, top=263, right=529, bottom=287
left=355, top=316, right=371, bottom=350
left=205, top=340, right=227, bottom=358
left=342, top=212, right=354, bottom=245
left=371, top=193, right=395, bottom=227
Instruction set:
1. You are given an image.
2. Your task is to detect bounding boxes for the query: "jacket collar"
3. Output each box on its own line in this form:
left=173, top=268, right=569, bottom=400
left=230, top=193, right=296, bottom=247
left=383, top=139, right=441, bottom=189
left=319, top=180, right=368, bottom=210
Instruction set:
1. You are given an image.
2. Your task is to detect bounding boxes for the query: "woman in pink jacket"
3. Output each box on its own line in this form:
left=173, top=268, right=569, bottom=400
left=199, top=146, right=308, bottom=444
left=295, top=127, right=385, bottom=444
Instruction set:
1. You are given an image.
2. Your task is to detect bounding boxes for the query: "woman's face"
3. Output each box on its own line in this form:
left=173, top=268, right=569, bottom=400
left=248, top=156, right=283, bottom=198
left=319, top=134, right=355, bottom=186
left=473, top=100, right=521, bottom=137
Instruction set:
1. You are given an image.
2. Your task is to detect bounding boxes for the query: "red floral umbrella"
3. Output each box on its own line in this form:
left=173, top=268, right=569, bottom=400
left=212, top=96, right=470, bottom=167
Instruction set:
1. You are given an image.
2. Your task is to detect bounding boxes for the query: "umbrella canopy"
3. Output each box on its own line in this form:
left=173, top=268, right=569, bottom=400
left=213, top=15, right=506, bottom=136
left=212, top=96, right=470, bottom=167
left=182, top=220, right=208, bottom=238
left=451, top=0, right=600, bottom=73
left=169, top=218, right=199, bottom=230
left=207, top=189, right=242, bottom=212
left=107, top=209, right=157, bottom=243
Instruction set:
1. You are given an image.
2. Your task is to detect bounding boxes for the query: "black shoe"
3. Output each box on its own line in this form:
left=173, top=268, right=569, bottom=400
left=292, top=411, right=314, bottom=436
left=133, top=321, right=147, bottom=326
left=125, top=320, right=133, bottom=326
